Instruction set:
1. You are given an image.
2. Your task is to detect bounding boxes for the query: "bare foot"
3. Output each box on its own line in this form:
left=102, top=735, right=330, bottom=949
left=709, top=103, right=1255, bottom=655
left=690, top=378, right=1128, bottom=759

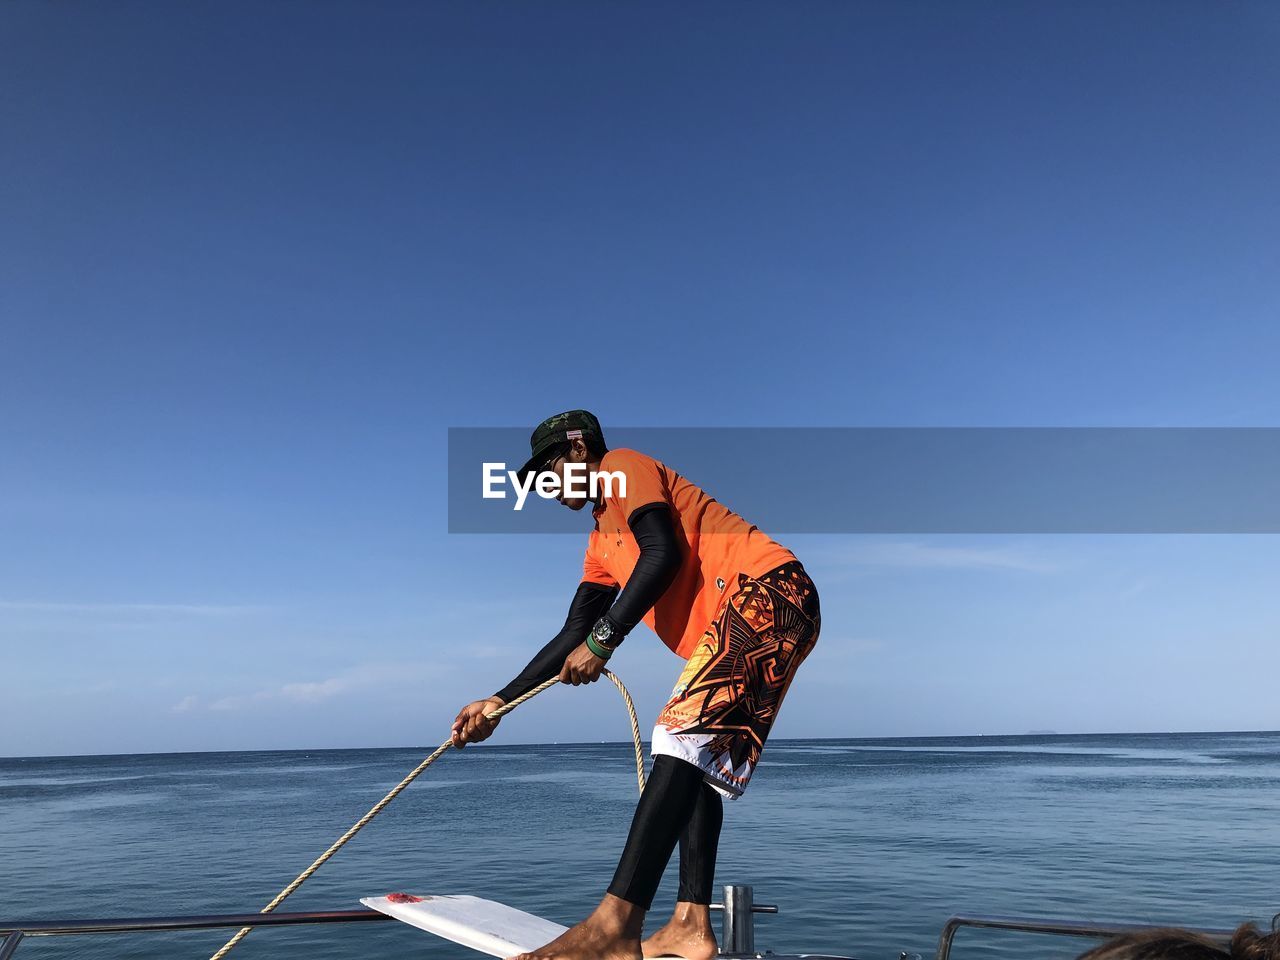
left=642, top=902, right=718, bottom=960
left=509, top=895, right=645, bottom=960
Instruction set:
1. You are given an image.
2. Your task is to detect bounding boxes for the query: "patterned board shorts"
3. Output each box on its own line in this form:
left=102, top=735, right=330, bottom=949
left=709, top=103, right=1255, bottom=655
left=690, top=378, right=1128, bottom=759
left=652, top=561, right=820, bottom=799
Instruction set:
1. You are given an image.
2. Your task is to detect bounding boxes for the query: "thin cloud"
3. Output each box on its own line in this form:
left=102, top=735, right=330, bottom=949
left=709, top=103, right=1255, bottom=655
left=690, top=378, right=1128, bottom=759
left=180, top=661, right=448, bottom=713
left=0, top=600, right=262, bottom=616
left=279, top=677, right=352, bottom=704
left=1120, top=577, right=1153, bottom=597
left=208, top=694, right=265, bottom=712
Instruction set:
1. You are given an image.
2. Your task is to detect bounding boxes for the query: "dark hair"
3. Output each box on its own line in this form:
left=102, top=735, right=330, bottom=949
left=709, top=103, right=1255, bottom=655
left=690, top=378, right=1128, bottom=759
left=542, top=436, right=608, bottom=466
left=1077, top=924, right=1280, bottom=960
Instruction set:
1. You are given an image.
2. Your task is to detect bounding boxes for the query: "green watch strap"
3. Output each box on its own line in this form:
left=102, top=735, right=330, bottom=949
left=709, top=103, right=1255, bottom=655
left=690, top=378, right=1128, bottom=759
left=585, top=634, right=614, bottom=660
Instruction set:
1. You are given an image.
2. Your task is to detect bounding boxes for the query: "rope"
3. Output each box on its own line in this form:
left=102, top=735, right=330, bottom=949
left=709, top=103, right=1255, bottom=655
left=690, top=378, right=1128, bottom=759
left=208, top=670, right=646, bottom=960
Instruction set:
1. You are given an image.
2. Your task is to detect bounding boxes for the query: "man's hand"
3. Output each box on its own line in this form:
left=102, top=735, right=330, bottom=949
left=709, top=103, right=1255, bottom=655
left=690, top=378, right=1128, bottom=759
left=559, top=642, right=607, bottom=686
left=451, top=697, right=505, bottom=749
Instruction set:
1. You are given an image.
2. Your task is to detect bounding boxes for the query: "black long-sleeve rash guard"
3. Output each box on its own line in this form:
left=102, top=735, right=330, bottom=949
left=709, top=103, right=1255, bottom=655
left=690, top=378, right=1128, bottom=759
left=493, top=505, right=683, bottom=704
left=493, top=580, right=616, bottom=704
left=605, top=503, right=683, bottom=636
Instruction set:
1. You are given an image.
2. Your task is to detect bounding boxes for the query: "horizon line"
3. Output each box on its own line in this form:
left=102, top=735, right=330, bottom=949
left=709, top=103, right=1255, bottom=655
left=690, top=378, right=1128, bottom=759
left=4, top=728, right=1278, bottom=762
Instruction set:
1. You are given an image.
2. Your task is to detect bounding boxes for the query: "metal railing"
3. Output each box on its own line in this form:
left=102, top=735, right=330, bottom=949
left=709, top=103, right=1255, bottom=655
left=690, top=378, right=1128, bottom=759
left=936, top=913, right=1236, bottom=960
left=1, top=895, right=1244, bottom=960
left=0, top=886, right=778, bottom=958
left=0, top=908, right=392, bottom=938
left=0, top=908, right=393, bottom=956
left=716, top=885, right=779, bottom=954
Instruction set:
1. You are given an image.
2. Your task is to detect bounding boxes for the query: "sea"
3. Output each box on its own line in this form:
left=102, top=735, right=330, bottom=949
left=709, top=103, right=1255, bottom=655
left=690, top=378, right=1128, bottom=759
left=2, top=732, right=1278, bottom=960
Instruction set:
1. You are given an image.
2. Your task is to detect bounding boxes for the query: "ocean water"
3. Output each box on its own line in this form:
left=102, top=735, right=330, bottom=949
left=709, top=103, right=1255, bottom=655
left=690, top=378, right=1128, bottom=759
left=2, top=733, right=1278, bottom=960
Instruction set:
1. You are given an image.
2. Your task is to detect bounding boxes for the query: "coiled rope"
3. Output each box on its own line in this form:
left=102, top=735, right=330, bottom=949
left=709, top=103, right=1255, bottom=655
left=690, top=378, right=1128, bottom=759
left=208, top=670, right=646, bottom=960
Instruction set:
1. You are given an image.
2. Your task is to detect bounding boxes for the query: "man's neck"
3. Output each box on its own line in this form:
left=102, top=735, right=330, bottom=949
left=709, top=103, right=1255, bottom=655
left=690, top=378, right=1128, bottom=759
left=584, top=457, right=605, bottom=509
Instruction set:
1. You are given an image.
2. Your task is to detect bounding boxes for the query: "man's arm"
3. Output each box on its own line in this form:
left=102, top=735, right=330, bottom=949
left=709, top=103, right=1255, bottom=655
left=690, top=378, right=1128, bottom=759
left=599, top=504, right=682, bottom=641
left=453, top=508, right=681, bottom=744
left=452, top=581, right=618, bottom=747
left=493, top=581, right=619, bottom=703
left=554, top=506, right=681, bottom=686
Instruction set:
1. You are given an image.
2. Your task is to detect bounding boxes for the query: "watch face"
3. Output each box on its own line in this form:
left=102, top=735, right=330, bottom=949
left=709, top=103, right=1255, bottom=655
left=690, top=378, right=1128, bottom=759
left=594, top=619, right=613, bottom=642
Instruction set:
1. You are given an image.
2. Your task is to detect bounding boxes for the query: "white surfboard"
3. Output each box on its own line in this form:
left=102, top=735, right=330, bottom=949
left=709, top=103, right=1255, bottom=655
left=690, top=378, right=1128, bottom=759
left=361, top=893, right=569, bottom=957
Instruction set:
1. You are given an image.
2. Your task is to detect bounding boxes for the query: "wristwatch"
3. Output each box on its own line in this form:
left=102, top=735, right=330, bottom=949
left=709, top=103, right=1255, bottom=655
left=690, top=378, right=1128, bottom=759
left=591, top=617, right=619, bottom=650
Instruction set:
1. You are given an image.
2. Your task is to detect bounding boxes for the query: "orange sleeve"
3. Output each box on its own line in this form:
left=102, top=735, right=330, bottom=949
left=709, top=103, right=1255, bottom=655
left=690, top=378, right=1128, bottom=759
left=599, top=449, right=669, bottom=522
left=582, top=538, right=619, bottom=588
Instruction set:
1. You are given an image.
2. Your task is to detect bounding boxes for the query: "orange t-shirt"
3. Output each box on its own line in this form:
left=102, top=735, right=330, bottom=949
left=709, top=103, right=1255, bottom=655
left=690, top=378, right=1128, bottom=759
left=580, top=448, right=796, bottom=659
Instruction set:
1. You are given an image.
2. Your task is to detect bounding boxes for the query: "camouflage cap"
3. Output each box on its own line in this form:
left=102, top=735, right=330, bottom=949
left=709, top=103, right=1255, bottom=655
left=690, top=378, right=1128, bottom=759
left=517, top=410, right=605, bottom=480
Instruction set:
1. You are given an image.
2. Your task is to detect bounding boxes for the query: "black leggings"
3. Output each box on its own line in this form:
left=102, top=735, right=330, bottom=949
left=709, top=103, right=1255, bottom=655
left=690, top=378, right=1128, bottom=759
left=607, top=755, right=724, bottom=910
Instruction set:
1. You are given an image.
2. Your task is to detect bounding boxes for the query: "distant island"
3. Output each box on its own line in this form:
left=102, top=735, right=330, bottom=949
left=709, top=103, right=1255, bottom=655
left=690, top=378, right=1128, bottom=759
left=1026, top=729, right=1059, bottom=735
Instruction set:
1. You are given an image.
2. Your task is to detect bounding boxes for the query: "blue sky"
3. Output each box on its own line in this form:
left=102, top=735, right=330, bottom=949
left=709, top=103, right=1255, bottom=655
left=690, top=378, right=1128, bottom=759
left=2, top=1, right=1277, bottom=756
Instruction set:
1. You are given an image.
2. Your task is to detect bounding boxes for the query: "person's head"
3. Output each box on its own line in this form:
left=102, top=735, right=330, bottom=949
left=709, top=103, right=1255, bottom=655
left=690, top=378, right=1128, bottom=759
left=1077, top=924, right=1280, bottom=960
left=516, top=410, right=608, bottom=511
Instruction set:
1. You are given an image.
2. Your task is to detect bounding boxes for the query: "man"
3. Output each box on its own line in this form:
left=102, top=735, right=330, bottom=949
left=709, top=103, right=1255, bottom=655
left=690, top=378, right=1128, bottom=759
left=452, top=411, right=820, bottom=960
